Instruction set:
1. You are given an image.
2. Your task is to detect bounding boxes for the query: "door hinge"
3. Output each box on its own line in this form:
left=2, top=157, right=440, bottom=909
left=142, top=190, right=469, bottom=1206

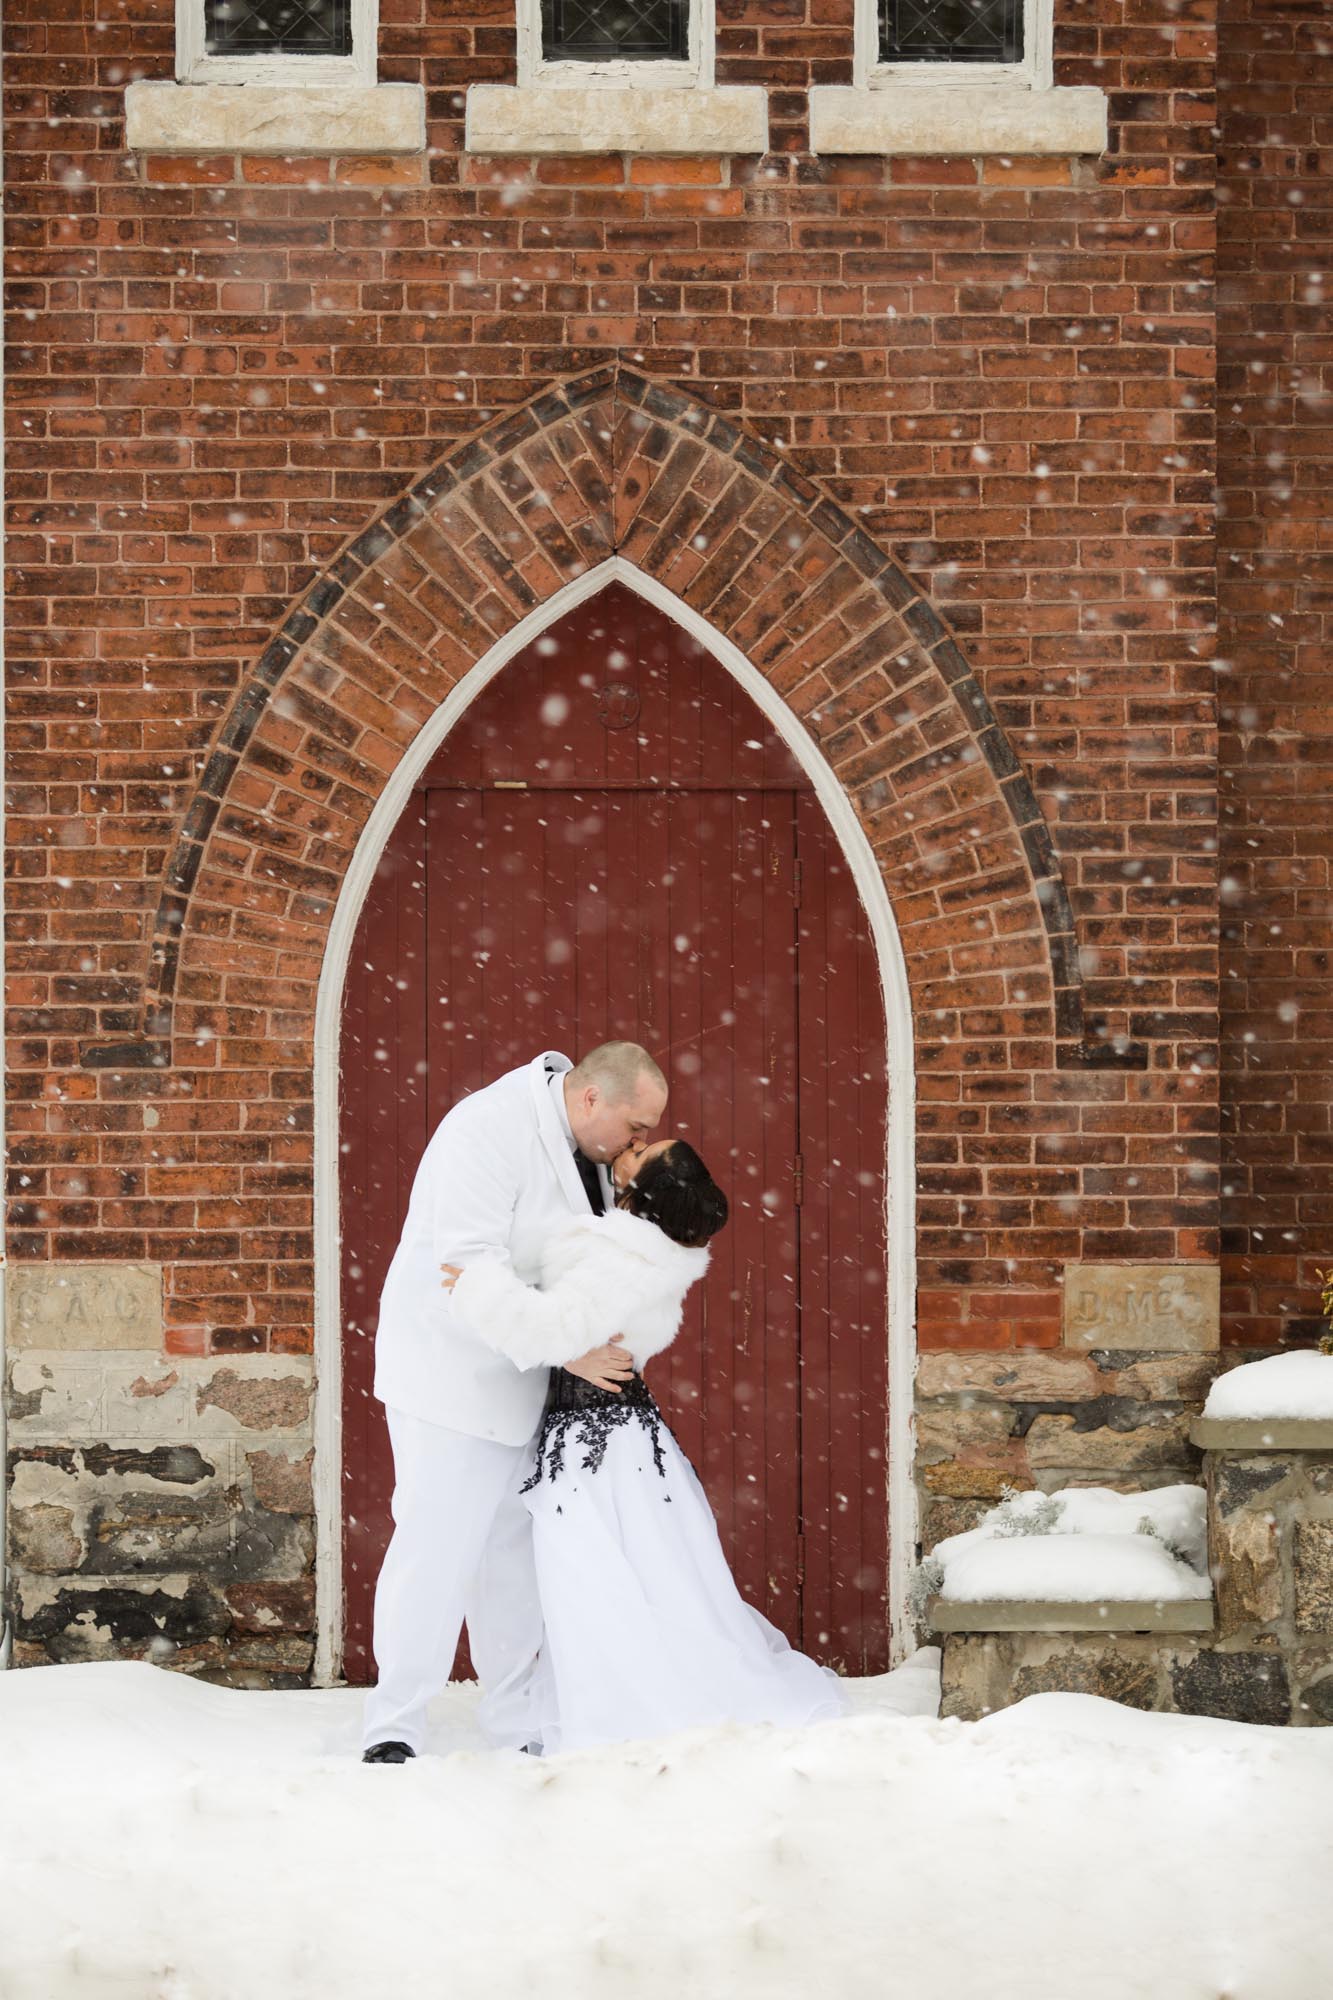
left=792, top=1153, right=804, bottom=1207
left=493, top=779, right=527, bottom=789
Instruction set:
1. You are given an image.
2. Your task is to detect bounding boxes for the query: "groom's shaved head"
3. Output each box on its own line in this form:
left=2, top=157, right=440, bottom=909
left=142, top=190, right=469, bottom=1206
left=565, top=1042, right=668, bottom=1163
left=569, top=1041, right=666, bottom=1105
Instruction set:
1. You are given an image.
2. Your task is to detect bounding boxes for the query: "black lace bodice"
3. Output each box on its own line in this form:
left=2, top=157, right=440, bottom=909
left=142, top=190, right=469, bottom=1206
left=522, top=1368, right=668, bottom=1490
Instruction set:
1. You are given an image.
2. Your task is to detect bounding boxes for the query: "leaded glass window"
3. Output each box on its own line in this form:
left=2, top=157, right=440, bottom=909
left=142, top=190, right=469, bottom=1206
left=542, top=0, right=689, bottom=63
left=205, top=0, right=351, bottom=58
left=878, top=0, right=1022, bottom=64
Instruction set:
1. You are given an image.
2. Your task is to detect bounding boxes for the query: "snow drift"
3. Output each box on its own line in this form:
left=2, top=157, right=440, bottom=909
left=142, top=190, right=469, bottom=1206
left=1, top=1657, right=1330, bottom=2000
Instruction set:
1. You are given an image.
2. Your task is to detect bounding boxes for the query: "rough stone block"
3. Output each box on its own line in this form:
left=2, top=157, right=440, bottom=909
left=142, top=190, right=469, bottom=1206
left=1012, top=1644, right=1160, bottom=1711
left=1212, top=1456, right=1292, bottom=1516
left=940, top=1633, right=1168, bottom=1720
left=1213, top=1506, right=1283, bottom=1633
left=8, top=1263, right=162, bottom=1351
left=1062, top=1264, right=1219, bottom=1352
left=1024, top=1412, right=1194, bottom=1475
left=915, top=1352, right=1099, bottom=1402
left=246, top=1448, right=314, bottom=1515
left=921, top=1497, right=992, bottom=1551
left=1105, top=1355, right=1221, bottom=1404
left=10, top=1503, right=83, bottom=1575
left=1294, top=1663, right=1333, bottom=1726
left=83, top=1490, right=239, bottom=1576
left=225, top=1579, right=317, bottom=1636
left=1170, top=1648, right=1291, bottom=1727
left=194, top=1364, right=312, bottom=1433
left=14, top=1575, right=231, bottom=1664
left=921, top=1463, right=1023, bottom=1500
left=6, top=1354, right=102, bottom=1432
left=1294, top=1522, right=1333, bottom=1633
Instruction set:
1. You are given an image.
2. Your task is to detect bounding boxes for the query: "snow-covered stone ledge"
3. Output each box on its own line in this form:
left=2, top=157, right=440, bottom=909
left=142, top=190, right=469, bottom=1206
left=124, top=83, right=426, bottom=156
left=1192, top=1351, right=1333, bottom=1450
left=937, top=1418, right=1333, bottom=1724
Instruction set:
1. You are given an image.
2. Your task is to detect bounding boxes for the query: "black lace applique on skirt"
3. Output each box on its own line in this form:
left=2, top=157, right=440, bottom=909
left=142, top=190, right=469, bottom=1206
left=522, top=1369, right=667, bottom=1489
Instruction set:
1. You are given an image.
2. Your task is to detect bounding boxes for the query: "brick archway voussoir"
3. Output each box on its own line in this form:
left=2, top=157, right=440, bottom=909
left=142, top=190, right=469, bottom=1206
left=80, top=365, right=1105, bottom=1080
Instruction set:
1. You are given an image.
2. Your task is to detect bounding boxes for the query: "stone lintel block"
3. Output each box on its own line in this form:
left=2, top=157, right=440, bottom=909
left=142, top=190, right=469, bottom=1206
left=808, top=83, right=1108, bottom=158
left=931, top=1598, right=1215, bottom=1635
left=125, top=82, right=426, bottom=156
left=465, top=84, right=768, bottom=156
left=8, top=1263, right=162, bottom=1351
left=1063, top=1263, right=1219, bottom=1353
left=1193, top=1418, right=1333, bottom=1452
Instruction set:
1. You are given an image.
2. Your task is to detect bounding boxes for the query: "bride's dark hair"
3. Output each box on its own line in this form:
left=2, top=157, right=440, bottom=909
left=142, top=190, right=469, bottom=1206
left=624, top=1140, right=728, bottom=1249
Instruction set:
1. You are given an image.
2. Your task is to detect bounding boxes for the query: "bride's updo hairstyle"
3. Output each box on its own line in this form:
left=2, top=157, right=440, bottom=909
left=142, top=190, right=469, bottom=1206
left=626, top=1141, right=728, bottom=1249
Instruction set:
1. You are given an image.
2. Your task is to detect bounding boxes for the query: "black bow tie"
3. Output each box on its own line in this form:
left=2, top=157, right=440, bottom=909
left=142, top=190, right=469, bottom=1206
left=574, top=1149, right=605, bottom=1215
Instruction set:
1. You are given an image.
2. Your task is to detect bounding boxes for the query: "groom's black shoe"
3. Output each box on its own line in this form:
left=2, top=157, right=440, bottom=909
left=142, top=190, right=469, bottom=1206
left=362, top=1740, right=415, bottom=1764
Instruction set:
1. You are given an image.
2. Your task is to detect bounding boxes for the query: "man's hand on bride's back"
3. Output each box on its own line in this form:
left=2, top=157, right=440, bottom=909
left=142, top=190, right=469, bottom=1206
left=564, top=1334, right=634, bottom=1394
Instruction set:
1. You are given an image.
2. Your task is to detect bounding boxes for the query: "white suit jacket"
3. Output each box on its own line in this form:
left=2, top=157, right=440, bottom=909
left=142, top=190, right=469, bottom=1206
left=450, top=1209, right=710, bottom=1377
left=372, top=1051, right=614, bottom=1443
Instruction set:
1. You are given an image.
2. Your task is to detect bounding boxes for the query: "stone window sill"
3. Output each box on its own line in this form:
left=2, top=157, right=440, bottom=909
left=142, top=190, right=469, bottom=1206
left=123, top=82, right=426, bottom=156
left=930, top=1598, right=1215, bottom=1635
left=464, top=83, right=768, bottom=156
left=809, top=83, right=1107, bottom=157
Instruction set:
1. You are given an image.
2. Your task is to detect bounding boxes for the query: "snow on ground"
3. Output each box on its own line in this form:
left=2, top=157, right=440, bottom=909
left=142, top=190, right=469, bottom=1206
left=928, top=1484, right=1210, bottom=1603
left=1204, top=1349, right=1333, bottom=1420
left=2, top=1656, right=1332, bottom=2000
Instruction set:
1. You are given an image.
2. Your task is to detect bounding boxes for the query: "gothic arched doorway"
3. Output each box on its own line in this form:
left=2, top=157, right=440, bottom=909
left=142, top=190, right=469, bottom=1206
left=338, top=582, right=890, bottom=1680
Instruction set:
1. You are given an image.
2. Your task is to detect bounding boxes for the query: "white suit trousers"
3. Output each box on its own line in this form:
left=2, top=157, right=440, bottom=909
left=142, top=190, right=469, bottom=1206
left=361, top=1407, right=541, bottom=1754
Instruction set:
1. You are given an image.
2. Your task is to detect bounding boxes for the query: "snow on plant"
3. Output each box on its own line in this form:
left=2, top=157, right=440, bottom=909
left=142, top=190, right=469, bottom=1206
left=1318, top=1267, right=1333, bottom=1356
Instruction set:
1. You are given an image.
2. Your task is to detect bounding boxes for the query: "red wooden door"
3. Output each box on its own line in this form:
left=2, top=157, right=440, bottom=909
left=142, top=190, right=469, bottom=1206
left=340, top=584, right=889, bottom=1682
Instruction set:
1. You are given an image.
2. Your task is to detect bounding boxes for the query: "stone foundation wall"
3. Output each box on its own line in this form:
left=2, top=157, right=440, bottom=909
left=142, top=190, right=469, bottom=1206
left=5, top=1334, right=316, bottom=1684
left=939, top=1441, right=1333, bottom=1727
left=915, top=1263, right=1222, bottom=1561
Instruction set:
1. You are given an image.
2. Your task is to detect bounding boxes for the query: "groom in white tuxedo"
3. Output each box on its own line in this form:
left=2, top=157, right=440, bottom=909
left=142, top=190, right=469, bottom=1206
left=361, top=1041, right=669, bottom=1760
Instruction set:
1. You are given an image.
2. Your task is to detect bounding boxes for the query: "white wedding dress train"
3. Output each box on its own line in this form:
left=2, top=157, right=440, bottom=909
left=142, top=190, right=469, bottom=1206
left=479, top=1374, right=846, bottom=1755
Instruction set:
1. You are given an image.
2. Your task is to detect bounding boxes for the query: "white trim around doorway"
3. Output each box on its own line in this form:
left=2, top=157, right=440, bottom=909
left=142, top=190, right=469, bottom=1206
left=311, top=557, right=918, bottom=1686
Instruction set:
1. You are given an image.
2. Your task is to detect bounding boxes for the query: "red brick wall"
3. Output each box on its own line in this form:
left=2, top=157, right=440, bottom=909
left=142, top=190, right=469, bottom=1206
left=1218, top=0, right=1332, bottom=1348
left=5, top=0, right=1219, bottom=1369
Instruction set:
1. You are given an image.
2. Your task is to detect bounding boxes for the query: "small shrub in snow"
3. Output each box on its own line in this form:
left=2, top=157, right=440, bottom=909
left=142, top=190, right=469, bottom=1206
left=989, top=1487, right=1063, bottom=1539
left=1136, top=1515, right=1194, bottom=1570
left=909, top=1557, right=945, bottom=1621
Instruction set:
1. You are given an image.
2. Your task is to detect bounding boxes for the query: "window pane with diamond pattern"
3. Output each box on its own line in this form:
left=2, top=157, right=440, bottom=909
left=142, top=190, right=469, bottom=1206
left=205, top=0, right=351, bottom=58
left=542, top=0, right=688, bottom=63
left=879, top=0, right=1022, bottom=63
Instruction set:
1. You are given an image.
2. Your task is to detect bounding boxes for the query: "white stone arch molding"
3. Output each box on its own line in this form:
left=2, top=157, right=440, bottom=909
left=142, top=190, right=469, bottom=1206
left=311, top=556, right=918, bottom=1686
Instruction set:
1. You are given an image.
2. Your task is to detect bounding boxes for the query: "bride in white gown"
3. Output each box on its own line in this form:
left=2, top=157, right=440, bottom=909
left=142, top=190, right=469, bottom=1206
left=442, top=1138, right=845, bottom=1755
